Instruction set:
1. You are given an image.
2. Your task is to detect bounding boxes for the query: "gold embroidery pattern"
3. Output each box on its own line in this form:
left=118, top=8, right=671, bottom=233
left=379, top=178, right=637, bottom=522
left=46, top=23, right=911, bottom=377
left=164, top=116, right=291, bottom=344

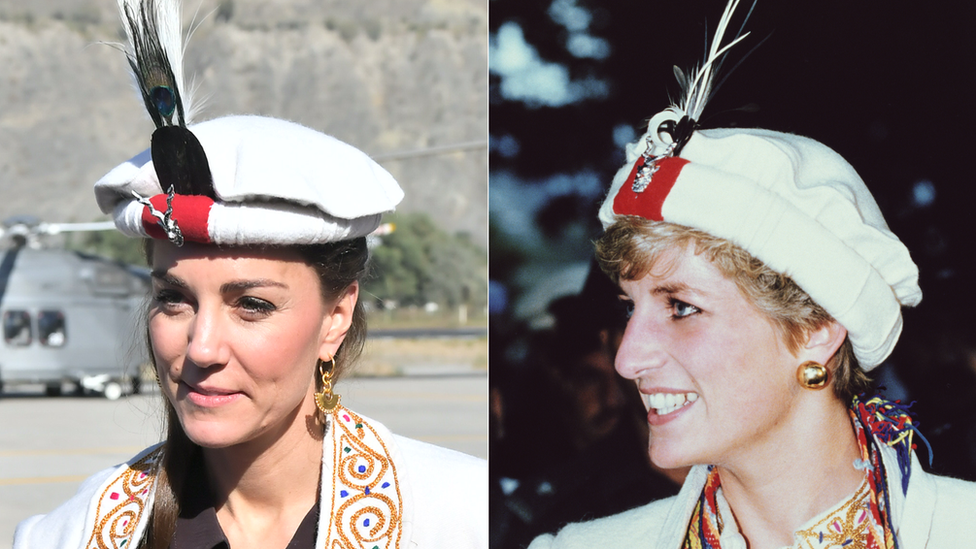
left=326, top=406, right=403, bottom=549
left=793, top=481, right=882, bottom=549
left=85, top=448, right=161, bottom=549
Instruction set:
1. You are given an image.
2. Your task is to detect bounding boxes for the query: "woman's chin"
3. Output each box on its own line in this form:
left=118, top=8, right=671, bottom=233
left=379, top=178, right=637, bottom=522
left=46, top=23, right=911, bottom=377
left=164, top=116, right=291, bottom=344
left=177, top=416, right=251, bottom=449
left=648, top=442, right=697, bottom=470
left=185, top=429, right=240, bottom=449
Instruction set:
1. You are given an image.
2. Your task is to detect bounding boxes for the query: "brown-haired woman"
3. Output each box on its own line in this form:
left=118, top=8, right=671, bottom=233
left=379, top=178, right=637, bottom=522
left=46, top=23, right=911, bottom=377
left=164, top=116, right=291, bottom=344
left=527, top=1, right=976, bottom=548
left=12, top=1, right=486, bottom=548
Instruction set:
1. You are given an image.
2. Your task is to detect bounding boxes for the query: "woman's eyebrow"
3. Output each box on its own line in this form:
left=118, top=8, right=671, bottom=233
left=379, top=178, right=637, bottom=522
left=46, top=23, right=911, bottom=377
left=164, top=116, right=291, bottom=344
left=652, top=282, right=690, bottom=296
left=148, top=273, right=287, bottom=293
left=219, top=279, right=288, bottom=293
left=150, top=271, right=187, bottom=289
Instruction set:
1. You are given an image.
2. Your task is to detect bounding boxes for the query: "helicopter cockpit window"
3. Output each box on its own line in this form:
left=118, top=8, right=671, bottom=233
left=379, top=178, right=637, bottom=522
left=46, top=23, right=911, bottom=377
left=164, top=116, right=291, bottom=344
left=38, top=310, right=66, bottom=347
left=3, top=311, right=32, bottom=346
left=91, top=265, right=130, bottom=296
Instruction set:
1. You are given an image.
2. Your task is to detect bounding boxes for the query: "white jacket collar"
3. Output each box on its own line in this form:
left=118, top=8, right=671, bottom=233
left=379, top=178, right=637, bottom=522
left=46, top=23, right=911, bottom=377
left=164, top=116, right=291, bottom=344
left=80, top=406, right=410, bottom=549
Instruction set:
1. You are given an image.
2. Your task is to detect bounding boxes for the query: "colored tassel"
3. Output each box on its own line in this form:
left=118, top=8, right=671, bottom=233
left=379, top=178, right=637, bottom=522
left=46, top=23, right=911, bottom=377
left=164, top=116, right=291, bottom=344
left=852, top=393, right=933, bottom=495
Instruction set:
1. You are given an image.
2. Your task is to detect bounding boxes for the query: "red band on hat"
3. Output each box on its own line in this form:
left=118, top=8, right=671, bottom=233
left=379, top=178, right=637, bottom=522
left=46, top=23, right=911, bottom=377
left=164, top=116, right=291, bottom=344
left=612, top=156, right=690, bottom=221
left=142, top=194, right=215, bottom=243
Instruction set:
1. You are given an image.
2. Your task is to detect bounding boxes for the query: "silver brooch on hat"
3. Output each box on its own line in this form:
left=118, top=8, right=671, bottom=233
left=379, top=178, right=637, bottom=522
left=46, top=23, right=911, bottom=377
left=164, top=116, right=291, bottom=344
left=132, top=187, right=184, bottom=247
left=632, top=138, right=677, bottom=193
left=631, top=0, right=756, bottom=194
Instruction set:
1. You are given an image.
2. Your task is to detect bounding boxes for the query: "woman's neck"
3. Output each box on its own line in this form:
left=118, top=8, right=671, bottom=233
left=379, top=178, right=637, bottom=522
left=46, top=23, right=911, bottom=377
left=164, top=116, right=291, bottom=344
left=201, top=394, right=324, bottom=544
left=715, top=394, right=864, bottom=549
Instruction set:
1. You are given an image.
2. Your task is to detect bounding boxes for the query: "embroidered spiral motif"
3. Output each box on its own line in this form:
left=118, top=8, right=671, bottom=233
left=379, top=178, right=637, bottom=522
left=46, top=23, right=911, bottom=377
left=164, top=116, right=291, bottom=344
left=86, top=448, right=161, bottom=549
left=338, top=434, right=387, bottom=484
left=328, top=407, right=402, bottom=549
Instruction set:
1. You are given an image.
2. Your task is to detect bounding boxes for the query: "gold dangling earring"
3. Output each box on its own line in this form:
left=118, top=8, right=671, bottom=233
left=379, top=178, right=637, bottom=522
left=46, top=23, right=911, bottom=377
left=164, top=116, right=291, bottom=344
left=314, top=354, right=340, bottom=415
left=796, top=361, right=829, bottom=390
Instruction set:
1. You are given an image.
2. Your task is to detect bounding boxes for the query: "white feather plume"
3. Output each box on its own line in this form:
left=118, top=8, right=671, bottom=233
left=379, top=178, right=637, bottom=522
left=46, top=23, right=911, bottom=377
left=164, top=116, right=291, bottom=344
left=676, top=0, right=753, bottom=122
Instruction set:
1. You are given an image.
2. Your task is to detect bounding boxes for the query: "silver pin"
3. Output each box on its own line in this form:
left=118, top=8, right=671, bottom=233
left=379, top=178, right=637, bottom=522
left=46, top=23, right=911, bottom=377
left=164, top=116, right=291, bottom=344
left=132, top=186, right=184, bottom=247
left=631, top=139, right=676, bottom=194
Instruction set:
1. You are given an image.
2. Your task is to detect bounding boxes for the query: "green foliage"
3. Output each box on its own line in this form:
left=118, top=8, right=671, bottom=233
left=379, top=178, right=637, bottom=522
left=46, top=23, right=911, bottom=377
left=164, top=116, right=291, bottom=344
left=365, top=213, right=487, bottom=309
left=64, top=213, right=487, bottom=311
left=69, top=230, right=146, bottom=266
left=488, top=214, right=525, bottom=281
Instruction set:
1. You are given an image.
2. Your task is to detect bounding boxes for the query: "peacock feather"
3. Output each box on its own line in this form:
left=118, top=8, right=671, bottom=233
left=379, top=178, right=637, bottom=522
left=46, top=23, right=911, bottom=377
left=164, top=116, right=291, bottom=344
left=117, top=0, right=195, bottom=128
left=116, top=0, right=215, bottom=200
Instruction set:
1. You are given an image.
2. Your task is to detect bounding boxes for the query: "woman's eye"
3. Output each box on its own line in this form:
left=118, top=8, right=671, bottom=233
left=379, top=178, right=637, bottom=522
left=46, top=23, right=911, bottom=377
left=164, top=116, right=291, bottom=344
left=237, top=296, right=276, bottom=316
left=670, top=298, right=701, bottom=319
left=617, top=297, right=635, bottom=319
left=153, top=289, right=185, bottom=306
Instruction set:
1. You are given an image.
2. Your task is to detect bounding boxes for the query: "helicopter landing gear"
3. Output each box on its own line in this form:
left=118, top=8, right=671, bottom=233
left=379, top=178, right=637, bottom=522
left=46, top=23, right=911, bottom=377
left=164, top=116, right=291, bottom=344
left=103, top=381, right=123, bottom=401
left=80, top=375, right=128, bottom=400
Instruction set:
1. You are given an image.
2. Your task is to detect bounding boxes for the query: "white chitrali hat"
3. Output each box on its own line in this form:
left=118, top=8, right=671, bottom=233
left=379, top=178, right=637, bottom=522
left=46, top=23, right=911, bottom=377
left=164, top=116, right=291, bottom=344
left=95, top=115, right=403, bottom=246
left=96, top=0, right=402, bottom=247
left=597, top=1, right=920, bottom=370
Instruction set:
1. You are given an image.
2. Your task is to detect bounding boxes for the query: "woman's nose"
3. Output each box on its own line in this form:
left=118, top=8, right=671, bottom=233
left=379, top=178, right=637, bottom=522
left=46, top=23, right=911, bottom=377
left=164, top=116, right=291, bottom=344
left=614, top=314, right=667, bottom=380
left=186, top=307, right=229, bottom=368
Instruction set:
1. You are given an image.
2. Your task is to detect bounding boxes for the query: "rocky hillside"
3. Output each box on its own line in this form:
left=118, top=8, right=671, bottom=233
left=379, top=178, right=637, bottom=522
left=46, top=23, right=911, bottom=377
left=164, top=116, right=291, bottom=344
left=0, top=0, right=487, bottom=245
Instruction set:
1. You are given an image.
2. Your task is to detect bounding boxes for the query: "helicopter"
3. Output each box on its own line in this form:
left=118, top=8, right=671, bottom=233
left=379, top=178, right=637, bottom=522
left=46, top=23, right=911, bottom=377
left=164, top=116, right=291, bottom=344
left=0, top=216, right=150, bottom=400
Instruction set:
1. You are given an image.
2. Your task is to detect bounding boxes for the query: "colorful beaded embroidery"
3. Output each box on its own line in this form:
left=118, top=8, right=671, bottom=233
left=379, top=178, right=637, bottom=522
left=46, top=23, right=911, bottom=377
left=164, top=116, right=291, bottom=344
left=681, top=395, right=922, bottom=549
left=793, top=480, right=884, bottom=549
left=84, top=447, right=161, bottom=549
left=322, top=405, right=403, bottom=549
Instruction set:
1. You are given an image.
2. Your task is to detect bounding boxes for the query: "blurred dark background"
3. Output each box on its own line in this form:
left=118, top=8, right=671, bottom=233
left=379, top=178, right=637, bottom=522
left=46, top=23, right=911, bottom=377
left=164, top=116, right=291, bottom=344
left=489, top=1, right=976, bottom=547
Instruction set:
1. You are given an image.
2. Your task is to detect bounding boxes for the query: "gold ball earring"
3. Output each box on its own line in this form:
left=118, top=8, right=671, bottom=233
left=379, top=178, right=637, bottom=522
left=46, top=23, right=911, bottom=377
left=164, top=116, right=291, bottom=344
left=796, top=361, right=829, bottom=390
left=314, top=354, right=340, bottom=415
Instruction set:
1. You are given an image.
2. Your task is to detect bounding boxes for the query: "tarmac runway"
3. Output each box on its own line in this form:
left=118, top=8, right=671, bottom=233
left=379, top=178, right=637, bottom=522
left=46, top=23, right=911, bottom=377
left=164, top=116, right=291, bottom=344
left=0, top=374, right=486, bottom=548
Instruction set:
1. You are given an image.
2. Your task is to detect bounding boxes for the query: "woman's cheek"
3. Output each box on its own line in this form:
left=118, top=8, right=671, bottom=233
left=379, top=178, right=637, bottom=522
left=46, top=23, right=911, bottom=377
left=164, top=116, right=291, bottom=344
left=149, top=316, right=186, bottom=372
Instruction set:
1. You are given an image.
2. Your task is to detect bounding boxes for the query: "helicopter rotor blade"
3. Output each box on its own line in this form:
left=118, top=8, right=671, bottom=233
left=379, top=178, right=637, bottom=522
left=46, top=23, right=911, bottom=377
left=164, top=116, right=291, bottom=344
left=38, top=222, right=118, bottom=235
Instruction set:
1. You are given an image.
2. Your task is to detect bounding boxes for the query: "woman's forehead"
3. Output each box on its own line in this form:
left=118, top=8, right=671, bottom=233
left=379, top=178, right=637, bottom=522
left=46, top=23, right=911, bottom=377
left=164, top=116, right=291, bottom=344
left=625, top=245, right=736, bottom=296
left=150, top=242, right=314, bottom=282
left=632, top=242, right=703, bottom=281
left=151, top=241, right=305, bottom=265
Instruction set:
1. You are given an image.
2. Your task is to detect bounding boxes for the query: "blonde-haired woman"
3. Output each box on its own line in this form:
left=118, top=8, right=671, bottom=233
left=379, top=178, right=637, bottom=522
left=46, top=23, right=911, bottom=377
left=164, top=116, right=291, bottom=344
left=528, top=2, right=976, bottom=547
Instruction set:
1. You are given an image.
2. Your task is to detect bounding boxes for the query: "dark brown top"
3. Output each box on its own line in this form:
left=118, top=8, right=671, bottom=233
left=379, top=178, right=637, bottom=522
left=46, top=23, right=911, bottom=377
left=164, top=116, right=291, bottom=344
left=171, top=458, right=318, bottom=549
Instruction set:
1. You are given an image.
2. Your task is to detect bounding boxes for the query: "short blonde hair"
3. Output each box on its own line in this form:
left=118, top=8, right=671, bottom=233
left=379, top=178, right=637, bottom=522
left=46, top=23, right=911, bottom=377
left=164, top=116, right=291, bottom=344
left=595, top=216, right=870, bottom=402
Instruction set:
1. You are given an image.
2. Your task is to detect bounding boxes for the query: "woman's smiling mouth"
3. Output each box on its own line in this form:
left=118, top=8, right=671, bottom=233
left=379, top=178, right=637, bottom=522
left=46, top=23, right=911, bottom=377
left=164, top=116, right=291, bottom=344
left=642, top=391, right=698, bottom=416
left=182, top=381, right=244, bottom=407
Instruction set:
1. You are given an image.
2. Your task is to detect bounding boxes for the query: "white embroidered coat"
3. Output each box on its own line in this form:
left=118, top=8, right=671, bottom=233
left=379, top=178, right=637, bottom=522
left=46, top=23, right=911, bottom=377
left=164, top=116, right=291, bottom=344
left=527, top=441, right=976, bottom=549
left=13, top=407, right=487, bottom=549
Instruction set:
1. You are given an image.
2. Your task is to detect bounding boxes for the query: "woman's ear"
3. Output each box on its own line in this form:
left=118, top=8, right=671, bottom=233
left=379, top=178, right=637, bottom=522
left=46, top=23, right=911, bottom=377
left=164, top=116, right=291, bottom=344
left=799, top=320, right=847, bottom=366
left=320, top=281, right=359, bottom=356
